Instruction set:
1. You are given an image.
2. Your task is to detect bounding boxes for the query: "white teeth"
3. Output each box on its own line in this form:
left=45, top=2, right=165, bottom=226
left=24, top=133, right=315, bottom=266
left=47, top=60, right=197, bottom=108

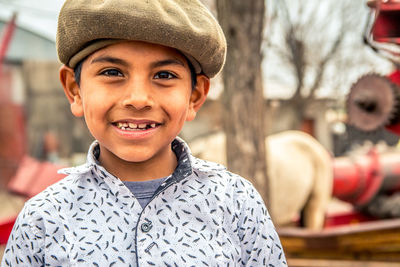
left=116, top=122, right=157, bottom=130
left=129, top=123, right=137, bottom=128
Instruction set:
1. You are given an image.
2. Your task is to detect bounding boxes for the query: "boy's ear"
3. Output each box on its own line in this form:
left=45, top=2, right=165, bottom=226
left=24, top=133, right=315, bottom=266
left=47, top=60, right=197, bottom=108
left=186, top=74, right=210, bottom=122
left=59, top=65, right=84, bottom=117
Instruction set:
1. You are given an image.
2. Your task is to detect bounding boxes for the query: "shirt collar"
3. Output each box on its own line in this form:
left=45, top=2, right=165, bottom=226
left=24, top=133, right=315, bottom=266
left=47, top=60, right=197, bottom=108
left=58, top=137, right=199, bottom=182
left=58, top=141, right=101, bottom=175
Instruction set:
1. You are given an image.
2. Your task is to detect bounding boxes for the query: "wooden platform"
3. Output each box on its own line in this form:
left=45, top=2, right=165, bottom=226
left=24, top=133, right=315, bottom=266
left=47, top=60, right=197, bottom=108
left=278, top=218, right=400, bottom=262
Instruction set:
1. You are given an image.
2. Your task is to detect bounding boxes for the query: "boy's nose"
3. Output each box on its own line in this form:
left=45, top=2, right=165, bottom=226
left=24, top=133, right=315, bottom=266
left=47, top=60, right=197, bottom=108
left=121, top=81, right=154, bottom=110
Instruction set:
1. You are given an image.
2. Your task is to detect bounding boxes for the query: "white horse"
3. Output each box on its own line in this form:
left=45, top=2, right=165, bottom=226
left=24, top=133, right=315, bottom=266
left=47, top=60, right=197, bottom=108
left=189, top=130, right=333, bottom=230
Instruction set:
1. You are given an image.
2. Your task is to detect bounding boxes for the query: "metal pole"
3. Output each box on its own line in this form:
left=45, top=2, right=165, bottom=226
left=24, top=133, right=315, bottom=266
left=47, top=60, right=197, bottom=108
left=0, top=12, right=17, bottom=73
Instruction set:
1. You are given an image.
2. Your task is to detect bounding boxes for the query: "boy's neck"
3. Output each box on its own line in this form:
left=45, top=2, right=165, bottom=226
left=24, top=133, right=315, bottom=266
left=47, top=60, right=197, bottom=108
left=97, top=145, right=178, bottom=182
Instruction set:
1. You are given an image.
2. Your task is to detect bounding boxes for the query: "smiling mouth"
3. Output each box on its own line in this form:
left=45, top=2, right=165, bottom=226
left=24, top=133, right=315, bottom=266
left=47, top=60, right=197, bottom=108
left=114, top=122, right=160, bottom=131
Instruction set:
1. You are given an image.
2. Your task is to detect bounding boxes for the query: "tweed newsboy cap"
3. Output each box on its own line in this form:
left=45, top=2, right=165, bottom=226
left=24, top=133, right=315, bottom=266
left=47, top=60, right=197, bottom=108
left=56, top=0, right=227, bottom=78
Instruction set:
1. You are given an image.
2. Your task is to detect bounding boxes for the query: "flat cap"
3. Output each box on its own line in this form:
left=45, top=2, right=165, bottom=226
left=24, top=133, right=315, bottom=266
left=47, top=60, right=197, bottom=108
left=56, top=0, right=226, bottom=78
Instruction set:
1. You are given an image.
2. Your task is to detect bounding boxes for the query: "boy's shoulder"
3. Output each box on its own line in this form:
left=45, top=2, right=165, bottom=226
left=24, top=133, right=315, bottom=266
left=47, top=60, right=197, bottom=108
left=24, top=163, right=93, bottom=209
left=190, top=155, right=260, bottom=199
left=25, top=170, right=78, bottom=203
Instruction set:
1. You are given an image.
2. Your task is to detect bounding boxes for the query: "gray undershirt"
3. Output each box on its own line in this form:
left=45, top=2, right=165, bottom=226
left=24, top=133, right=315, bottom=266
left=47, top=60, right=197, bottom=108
left=123, top=176, right=168, bottom=209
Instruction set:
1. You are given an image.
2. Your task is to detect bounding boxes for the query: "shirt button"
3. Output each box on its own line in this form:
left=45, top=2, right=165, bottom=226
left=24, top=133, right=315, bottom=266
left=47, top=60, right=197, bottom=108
left=141, top=221, right=153, bottom=233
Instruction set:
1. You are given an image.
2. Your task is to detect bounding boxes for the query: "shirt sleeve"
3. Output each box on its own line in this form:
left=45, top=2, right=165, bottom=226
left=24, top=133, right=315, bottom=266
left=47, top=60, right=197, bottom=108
left=238, top=185, right=287, bottom=267
left=1, top=204, right=45, bottom=267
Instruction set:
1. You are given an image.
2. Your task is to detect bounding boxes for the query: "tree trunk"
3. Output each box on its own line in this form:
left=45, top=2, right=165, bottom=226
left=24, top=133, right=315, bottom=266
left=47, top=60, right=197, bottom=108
left=216, top=1, right=269, bottom=205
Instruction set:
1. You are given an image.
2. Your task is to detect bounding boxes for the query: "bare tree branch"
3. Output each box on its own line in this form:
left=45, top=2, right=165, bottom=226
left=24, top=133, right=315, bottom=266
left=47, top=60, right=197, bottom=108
left=265, top=0, right=368, bottom=127
left=308, top=31, right=344, bottom=101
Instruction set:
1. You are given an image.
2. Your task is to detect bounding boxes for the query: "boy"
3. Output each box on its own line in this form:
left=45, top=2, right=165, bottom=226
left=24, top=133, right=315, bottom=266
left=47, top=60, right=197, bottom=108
left=2, top=0, right=287, bottom=266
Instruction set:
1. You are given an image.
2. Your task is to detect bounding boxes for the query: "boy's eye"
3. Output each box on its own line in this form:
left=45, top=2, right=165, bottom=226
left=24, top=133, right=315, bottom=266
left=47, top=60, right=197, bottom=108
left=154, top=71, right=177, bottom=79
left=100, top=69, right=123, bottom=77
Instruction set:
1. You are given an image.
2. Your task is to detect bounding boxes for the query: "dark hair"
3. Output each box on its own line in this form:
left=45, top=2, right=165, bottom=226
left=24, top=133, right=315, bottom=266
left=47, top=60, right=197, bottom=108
left=73, top=57, right=198, bottom=90
left=74, top=59, right=84, bottom=87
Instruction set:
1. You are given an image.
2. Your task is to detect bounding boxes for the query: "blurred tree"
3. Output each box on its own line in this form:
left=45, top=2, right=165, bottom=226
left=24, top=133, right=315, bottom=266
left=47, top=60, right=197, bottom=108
left=264, top=0, right=390, bottom=129
left=216, top=1, right=269, bottom=204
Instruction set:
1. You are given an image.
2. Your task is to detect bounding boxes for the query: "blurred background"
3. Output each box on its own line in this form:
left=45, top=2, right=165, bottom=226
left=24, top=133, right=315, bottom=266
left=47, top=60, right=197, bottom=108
left=1, top=0, right=397, bottom=167
left=2, top=0, right=400, bottom=265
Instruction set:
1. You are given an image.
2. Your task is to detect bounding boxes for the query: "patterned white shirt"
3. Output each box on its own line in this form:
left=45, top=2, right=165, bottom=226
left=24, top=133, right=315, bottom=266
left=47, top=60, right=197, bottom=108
left=2, top=138, right=287, bottom=266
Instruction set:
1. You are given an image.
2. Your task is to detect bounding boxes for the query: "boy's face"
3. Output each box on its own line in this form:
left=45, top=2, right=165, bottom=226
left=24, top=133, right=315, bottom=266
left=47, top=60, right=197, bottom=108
left=60, top=41, right=209, bottom=179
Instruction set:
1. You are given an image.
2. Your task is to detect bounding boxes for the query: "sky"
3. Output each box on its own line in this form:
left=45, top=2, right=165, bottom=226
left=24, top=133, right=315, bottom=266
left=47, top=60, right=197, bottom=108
left=0, top=0, right=63, bottom=41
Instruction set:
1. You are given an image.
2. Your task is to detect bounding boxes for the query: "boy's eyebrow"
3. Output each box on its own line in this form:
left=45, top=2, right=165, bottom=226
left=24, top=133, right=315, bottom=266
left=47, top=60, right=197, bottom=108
left=90, top=56, right=130, bottom=67
left=151, top=59, right=185, bottom=69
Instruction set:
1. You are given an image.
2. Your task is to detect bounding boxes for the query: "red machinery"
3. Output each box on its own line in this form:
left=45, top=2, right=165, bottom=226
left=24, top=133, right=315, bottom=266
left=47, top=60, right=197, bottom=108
left=0, top=12, right=20, bottom=245
left=365, top=0, right=400, bottom=65
left=333, top=148, right=400, bottom=206
left=0, top=217, right=16, bottom=245
left=0, top=13, right=16, bottom=67
left=0, top=13, right=24, bottom=188
left=340, top=0, right=400, bottom=219
left=348, top=0, right=400, bottom=134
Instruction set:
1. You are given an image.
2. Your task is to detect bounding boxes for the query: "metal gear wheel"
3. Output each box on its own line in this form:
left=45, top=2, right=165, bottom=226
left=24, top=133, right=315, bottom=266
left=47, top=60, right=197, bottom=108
left=347, top=74, right=400, bottom=132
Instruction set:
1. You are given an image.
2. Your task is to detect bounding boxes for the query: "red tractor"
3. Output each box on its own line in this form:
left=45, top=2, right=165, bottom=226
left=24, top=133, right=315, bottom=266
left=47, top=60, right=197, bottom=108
left=342, top=0, right=400, bottom=219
